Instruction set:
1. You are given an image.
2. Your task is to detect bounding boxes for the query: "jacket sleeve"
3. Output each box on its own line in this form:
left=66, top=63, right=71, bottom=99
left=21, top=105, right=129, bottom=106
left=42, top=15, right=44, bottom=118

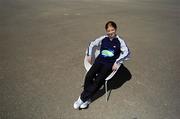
left=115, top=36, right=130, bottom=64
left=87, top=35, right=105, bottom=56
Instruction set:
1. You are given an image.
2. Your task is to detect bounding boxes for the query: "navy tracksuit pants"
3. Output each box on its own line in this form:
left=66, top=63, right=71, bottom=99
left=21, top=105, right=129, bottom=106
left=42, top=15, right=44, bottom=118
left=80, top=57, right=114, bottom=102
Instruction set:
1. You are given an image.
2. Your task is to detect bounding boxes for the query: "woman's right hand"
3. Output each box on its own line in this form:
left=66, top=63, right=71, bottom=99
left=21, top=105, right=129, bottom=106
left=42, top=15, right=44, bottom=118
left=86, top=56, right=92, bottom=64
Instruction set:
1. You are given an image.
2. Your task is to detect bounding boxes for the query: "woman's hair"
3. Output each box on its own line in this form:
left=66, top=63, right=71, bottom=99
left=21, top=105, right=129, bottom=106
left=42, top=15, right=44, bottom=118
left=105, top=21, right=117, bottom=30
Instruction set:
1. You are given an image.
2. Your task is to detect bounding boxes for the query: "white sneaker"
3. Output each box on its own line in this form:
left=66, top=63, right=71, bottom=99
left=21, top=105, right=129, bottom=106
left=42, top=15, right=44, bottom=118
left=80, top=99, right=91, bottom=109
left=73, top=97, right=84, bottom=109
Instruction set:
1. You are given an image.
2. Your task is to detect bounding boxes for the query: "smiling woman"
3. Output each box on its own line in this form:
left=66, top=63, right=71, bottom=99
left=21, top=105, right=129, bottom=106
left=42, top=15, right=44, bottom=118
left=105, top=21, right=117, bottom=39
left=73, top=21, right=130, bottom=109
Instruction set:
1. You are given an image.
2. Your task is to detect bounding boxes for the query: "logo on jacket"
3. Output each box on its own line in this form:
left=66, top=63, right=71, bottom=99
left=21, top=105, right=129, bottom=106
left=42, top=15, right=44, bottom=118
left=101, top=50, right=114, bottom=57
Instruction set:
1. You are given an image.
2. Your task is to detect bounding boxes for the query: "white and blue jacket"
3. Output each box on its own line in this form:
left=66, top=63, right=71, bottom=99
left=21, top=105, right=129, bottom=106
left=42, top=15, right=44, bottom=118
left=87, top=35, right=130, bottom=64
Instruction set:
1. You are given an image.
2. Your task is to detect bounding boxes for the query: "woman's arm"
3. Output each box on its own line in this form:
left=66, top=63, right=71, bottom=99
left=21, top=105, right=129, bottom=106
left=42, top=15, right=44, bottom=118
left=86, top=35, right=105, bottom=56
left=115, top=36, right=130, bottom=64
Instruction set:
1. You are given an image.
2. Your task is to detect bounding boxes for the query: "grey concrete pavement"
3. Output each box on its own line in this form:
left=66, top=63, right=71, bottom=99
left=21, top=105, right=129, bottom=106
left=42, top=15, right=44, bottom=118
left=0, top=0, right=180, bottom=119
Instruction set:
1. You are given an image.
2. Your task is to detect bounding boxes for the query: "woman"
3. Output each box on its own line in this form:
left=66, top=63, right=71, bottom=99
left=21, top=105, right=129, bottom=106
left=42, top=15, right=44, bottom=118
left=73, top=21, right=130, bottom=109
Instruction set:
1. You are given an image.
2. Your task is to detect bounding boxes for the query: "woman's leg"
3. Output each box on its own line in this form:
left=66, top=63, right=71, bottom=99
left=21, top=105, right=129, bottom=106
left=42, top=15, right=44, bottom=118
left=81, top=62, right=102, bottom=102
left=81, top=63, right=113, bottom=102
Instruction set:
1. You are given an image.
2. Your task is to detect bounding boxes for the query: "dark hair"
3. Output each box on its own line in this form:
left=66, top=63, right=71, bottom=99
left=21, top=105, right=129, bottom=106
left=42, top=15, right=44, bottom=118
left=105, top=21, right=117, bottom=30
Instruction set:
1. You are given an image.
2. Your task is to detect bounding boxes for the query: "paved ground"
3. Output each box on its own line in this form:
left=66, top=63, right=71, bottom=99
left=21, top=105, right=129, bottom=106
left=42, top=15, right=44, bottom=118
left=0, top=0, right=180, bottom=119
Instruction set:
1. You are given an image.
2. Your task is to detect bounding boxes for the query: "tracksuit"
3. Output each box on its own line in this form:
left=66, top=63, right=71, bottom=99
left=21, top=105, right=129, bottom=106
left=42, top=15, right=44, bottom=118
left=80, top=35, right=130, bottom=102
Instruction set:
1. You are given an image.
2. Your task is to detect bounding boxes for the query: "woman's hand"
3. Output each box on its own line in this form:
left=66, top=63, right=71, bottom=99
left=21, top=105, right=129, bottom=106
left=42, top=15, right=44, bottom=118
left=86, top=56, right=92, bottom=64
left=112, top=63, right=120, bottom=71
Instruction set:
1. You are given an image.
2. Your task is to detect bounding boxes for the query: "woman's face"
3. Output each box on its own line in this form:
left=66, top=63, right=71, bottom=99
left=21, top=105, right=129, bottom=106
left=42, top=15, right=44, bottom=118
left=106, top=26, right=116, bottom=39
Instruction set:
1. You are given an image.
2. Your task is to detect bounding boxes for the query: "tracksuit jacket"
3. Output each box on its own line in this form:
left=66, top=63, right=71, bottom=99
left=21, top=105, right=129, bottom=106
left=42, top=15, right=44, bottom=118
left=87, top=35, right=130, bottom=64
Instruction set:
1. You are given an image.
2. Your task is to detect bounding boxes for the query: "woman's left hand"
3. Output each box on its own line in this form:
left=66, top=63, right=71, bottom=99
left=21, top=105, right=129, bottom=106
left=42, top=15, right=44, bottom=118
left=112, top=63, right=120, bottom=71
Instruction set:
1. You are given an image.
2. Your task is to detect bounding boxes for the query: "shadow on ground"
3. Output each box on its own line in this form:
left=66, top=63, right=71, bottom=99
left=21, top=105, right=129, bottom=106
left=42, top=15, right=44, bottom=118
left=91, top=64, right=132, bottom=102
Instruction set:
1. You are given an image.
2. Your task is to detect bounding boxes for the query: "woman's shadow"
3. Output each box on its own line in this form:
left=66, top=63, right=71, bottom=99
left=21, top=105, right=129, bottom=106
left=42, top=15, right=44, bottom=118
left=91, top=64, right=132, bottom=102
